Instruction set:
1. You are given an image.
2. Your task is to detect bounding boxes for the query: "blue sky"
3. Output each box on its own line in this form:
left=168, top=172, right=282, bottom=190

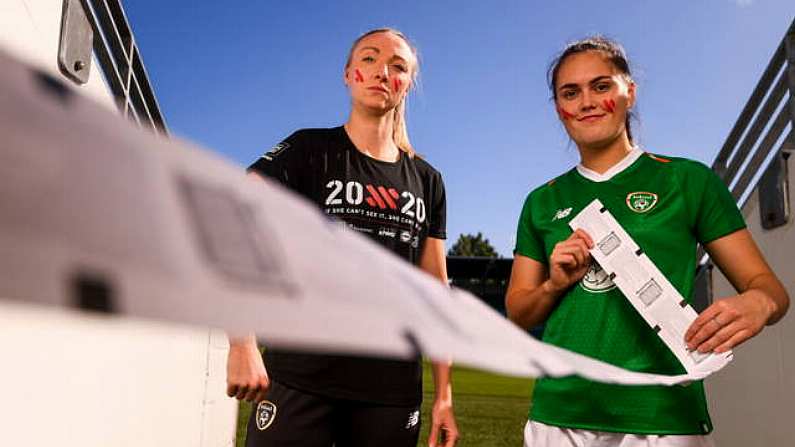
left=125, top=1, right=794, bottom=256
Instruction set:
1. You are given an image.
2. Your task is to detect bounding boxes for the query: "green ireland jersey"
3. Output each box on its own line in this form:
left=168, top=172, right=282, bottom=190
left=514, top=149, right=745, bottom=435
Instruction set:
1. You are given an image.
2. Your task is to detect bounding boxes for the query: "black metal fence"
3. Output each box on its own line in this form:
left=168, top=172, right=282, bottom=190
left=60, top=0, right=167, bottom=135
left=694, top=17, right=795, bottom=311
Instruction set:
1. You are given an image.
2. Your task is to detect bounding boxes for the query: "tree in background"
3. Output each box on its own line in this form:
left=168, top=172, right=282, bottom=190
left=447, top=232, right=499, bottom=258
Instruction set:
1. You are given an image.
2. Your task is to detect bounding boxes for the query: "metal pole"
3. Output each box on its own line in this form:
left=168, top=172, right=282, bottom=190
left=785, top=18, right=795, bottom=131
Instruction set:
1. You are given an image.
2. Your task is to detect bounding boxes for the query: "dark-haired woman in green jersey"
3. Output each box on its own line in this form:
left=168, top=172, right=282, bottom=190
left=506, top=36, right=790, bottom=447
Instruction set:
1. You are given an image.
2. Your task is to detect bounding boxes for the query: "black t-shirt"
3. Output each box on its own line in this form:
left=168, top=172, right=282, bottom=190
left=248, top=126, right=447, bottom=405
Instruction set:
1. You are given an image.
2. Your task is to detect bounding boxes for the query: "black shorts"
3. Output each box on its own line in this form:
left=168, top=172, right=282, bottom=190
left=245, top=380, right=421, bottom=447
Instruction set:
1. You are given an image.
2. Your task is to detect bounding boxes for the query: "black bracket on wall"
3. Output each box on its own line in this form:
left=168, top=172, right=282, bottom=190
left=692, top=262, right=714, bottom=313
left=759, top=151, right=790, bottom=230
left=58, top=0, right=93, bottom=85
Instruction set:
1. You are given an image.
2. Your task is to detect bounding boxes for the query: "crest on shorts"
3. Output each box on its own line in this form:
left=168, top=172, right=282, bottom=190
left=405, top=409, right=420, bottom=430
left=626, top=191, right=658, bottom=213
left=580, top=261, right=616, bottom=293
left=255, top=400, right=277, bottom=431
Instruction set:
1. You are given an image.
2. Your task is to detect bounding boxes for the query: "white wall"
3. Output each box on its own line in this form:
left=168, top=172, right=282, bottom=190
left=0, top=0, right=116, bottom=108
left=0, top=302, right=237, bottom=447
left=0, top=2, right=239, bottom=446
left=707, top=154, right=795, bottom=446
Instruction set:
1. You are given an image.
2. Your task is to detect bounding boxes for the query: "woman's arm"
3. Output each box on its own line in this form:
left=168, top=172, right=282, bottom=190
left=505, top=255, right=561, bottom=328
left=685, top=229, right=789, bottom=353
left=419, top=237, right=459, bottom=447
left=227, top=334, right=270, bottom=403
left=225, top=172, right=272, bottom=402
left=247, top=170, right=267, bottom=182
left=506, top=230, right=593, bottom=329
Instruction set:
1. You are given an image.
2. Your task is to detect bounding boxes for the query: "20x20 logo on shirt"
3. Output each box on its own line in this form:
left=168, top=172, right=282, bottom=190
left=325, top=180, right=426, bottom=222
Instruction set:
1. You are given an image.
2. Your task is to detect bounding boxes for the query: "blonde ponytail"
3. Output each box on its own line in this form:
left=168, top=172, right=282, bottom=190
left=392, top=98, right=415, bottom=157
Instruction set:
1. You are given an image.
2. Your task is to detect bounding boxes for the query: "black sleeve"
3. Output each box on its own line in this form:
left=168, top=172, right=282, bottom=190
left=248, top=131, right=304, bottom=190
left=428, top=170, right=447, bottom=240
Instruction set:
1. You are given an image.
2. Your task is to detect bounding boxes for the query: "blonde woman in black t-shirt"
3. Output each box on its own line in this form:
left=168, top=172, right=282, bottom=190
left=226, top=28, right=459, bottom=447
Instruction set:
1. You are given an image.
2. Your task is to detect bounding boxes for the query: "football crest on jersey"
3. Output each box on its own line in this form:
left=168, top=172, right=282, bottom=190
left=626, top=191, right=658, bottom=213
left=580, top=260, right=616, bottom=293
left=255, top=400, right=277, bottom=431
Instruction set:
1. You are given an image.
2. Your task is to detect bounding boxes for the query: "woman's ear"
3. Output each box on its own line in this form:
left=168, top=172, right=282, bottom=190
left=627, top=81, right=637, bottom=109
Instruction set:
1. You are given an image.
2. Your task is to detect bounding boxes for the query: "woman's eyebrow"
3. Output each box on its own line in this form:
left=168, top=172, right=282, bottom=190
left=559, top=75, right=614, bottom=91
left=588, top=75, right=613, bottom=85
left=558, top=82, right=580, bottom=91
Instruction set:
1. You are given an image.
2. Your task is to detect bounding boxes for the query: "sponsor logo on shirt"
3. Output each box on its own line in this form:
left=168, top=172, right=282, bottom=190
left=552, top=207, right=573, bottom=221
left=348, top=224, right=374, bottom=234
left=626, top=191, right=658, bottom=213
left=378, top=227, right=397, bottom=238
left=580, top=261, right=617, bottom=293
left=400, top=231, right=412, bottom=242
left=255, top=400, right=277, bottom=431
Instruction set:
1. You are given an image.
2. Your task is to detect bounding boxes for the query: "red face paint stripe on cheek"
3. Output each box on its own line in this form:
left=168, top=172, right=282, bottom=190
left=354, top=69, right=364, bottom=83
left=557, top=107, right=575, bottom=120
left=603, top=99, right=616, bottom=113
left=393, top=78, right=401, bottom=93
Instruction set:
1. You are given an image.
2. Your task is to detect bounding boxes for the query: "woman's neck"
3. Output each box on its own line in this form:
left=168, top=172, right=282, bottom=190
left=577, top=134, right=635, bottom=174
left=344, top=108, right=400, bottom=162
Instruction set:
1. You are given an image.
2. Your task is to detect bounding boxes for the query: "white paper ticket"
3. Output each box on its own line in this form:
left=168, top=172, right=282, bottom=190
left=569, top=199, right=732, bottom=376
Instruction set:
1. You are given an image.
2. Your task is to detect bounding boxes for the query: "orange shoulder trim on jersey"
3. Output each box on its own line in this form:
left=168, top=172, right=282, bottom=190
left=647, top=153, right=671, bottom=163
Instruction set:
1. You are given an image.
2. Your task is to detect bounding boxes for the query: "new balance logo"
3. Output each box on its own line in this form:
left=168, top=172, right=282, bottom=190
left=553, top=207, right=573, bottom=221
left=262, top=142, right=289, bottom=161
